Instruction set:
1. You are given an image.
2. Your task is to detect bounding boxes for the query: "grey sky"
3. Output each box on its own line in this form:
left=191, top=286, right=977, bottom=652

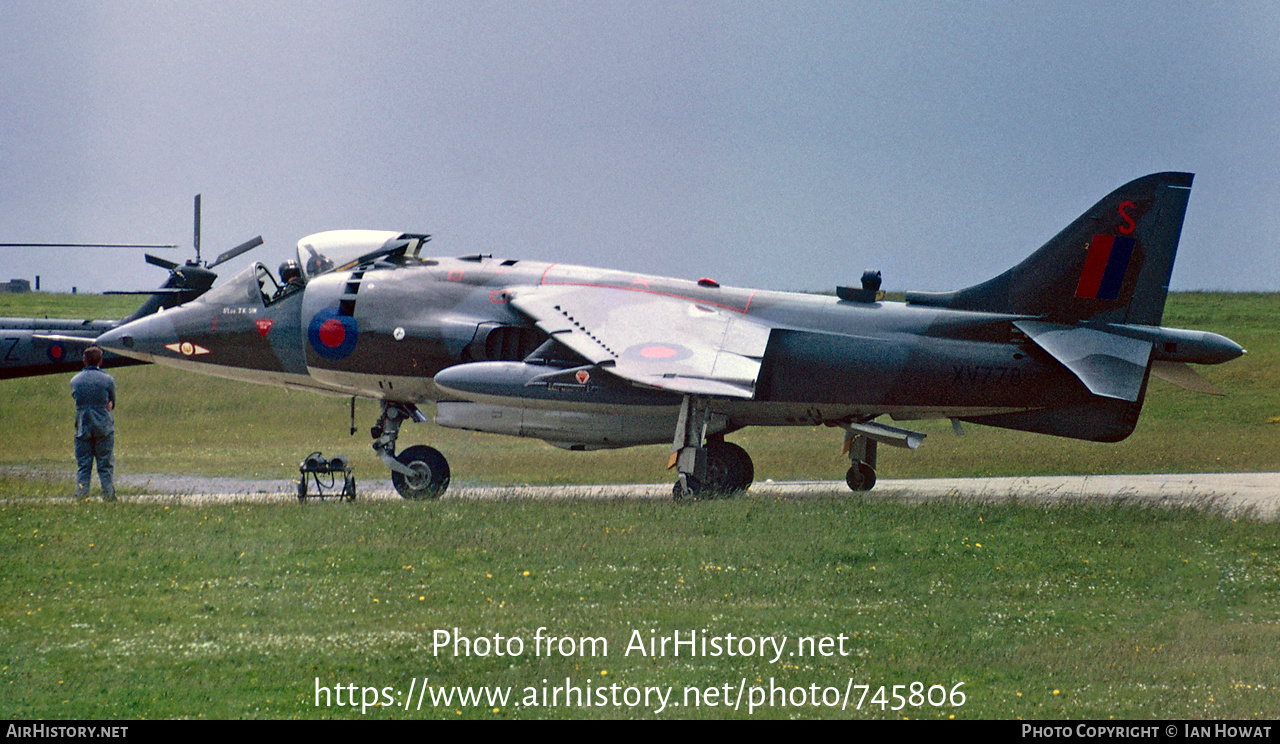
left=3, top=1, right=1278, bottom=294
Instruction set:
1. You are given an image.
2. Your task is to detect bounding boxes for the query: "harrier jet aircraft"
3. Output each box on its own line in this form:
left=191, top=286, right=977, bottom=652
left=95, top=173, right=1244, bottom=499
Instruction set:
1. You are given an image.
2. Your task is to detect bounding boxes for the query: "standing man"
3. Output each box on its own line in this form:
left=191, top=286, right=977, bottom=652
left=71, top=346, right=116, bottom=501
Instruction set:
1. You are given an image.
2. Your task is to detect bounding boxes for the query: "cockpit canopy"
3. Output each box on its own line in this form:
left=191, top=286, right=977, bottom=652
left=295, top=230, right=430, bottom=280
left=193, top=262, right=271, bottom=307
left=187, top=262, right=290, bottom=308
left=188, top=231, right=432, bottom=310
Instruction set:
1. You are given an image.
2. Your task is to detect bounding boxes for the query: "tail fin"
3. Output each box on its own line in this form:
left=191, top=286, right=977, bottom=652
left=905, top=172, right=1194, bottom=325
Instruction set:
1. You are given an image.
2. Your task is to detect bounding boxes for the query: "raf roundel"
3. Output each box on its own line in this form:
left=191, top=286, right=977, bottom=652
left=46, top=343, right=66, bottom=363
left=308, top=307, right=360, bottom=360
left=622, top=342, right=694, bottom=363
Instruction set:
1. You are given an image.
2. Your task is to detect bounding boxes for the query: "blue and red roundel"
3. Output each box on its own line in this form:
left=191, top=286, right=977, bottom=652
left=622, top=342, right=694, bottom=363
left=307, top=307, right=359, bottom=360
left=46, top=342, right=67, bottom=363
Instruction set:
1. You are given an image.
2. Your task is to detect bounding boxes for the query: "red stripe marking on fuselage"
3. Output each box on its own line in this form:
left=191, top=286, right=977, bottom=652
left=539, top=281, right=753, bottom=314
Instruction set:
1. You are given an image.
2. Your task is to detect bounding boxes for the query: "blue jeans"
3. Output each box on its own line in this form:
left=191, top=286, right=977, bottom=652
left=75, top=433, right=114, bottom=499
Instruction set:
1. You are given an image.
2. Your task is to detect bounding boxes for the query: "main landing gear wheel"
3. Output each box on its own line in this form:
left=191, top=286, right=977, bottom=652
left=674, top=441, right=755, bottom=500
left=846, top=461, right=876, bottom=492
left=391, top=445, right=450, bottom=500
left=707, top=440, right=754, bottom=494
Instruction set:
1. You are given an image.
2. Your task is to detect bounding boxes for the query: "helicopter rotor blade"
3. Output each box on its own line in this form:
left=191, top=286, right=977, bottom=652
left=103, top=288, right=188, bottom=295
left=206, top=236, right=264, bottom=269
left=145, top=253, right=180, bottom=271
left=0, top=243, right=178, bottom=248
left=193, top=194, right=202, bottom=265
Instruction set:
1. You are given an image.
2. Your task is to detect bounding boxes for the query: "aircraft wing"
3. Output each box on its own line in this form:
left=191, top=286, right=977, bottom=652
left=509, top=285, right=773, bottom=398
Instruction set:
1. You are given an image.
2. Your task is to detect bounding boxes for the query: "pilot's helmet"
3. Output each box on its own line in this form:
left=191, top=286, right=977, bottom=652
left=279, top=260, right=302, bottom=283
left=305, top=254, right=334, bottom=276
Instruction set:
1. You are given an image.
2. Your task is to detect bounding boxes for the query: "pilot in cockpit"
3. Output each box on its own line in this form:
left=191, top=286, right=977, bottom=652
left=303, top=250, right=334, bottom=278
left=271, top=260, right=307, bottom=302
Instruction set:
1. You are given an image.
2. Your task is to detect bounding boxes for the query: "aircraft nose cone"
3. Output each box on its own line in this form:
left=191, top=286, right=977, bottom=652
left=95, top=325, right=144, bottom=361
left=96, top=313, right=176, bottom=362
left=95, top=327, right=134, bottom=351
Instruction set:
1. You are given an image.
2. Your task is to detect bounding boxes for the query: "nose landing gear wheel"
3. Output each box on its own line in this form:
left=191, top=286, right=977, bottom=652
left=392, top=445, right=450, bottom=500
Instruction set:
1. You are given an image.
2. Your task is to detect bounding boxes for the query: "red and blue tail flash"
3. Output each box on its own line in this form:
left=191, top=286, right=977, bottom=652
left=1075, top=235, right=1136, bottom=300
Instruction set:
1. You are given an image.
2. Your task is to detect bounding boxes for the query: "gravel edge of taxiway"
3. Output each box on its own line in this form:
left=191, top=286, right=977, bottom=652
left=6, top=468, right=1278, bottom=520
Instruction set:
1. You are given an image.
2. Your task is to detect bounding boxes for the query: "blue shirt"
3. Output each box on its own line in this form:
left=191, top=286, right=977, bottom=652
left=71, top=366, right=115, bottom=439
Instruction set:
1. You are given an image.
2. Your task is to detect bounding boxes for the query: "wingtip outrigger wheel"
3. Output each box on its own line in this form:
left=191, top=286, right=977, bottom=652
left=842, top=424, right=878, bottom=492
left=845, top=461, right=877, bottom=492
left=838, top=419, right=925, bottom=492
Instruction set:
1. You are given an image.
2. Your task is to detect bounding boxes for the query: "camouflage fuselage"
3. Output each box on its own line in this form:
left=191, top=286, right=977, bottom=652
left=96, top=252, right=1103, bottom=444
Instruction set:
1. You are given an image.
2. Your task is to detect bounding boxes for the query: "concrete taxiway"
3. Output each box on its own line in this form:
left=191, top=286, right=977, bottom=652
left=47, top=471, right=1269, bottom=520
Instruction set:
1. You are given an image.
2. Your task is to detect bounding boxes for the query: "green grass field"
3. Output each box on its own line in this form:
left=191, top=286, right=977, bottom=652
left=2, top=291, right=1278, bottom=719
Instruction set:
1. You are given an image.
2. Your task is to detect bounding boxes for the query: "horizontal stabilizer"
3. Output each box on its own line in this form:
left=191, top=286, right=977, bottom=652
left=1150, top=360, right=1225, bottom=396
left=1015, top=320, right=1152, bottom=402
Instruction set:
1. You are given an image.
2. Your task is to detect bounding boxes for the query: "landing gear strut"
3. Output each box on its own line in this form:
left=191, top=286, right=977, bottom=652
left=843, top=425, right=877, bottom=492
left=670, top=396, right=753, bottom=500
left=373, top=402, right=450, bottom=499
